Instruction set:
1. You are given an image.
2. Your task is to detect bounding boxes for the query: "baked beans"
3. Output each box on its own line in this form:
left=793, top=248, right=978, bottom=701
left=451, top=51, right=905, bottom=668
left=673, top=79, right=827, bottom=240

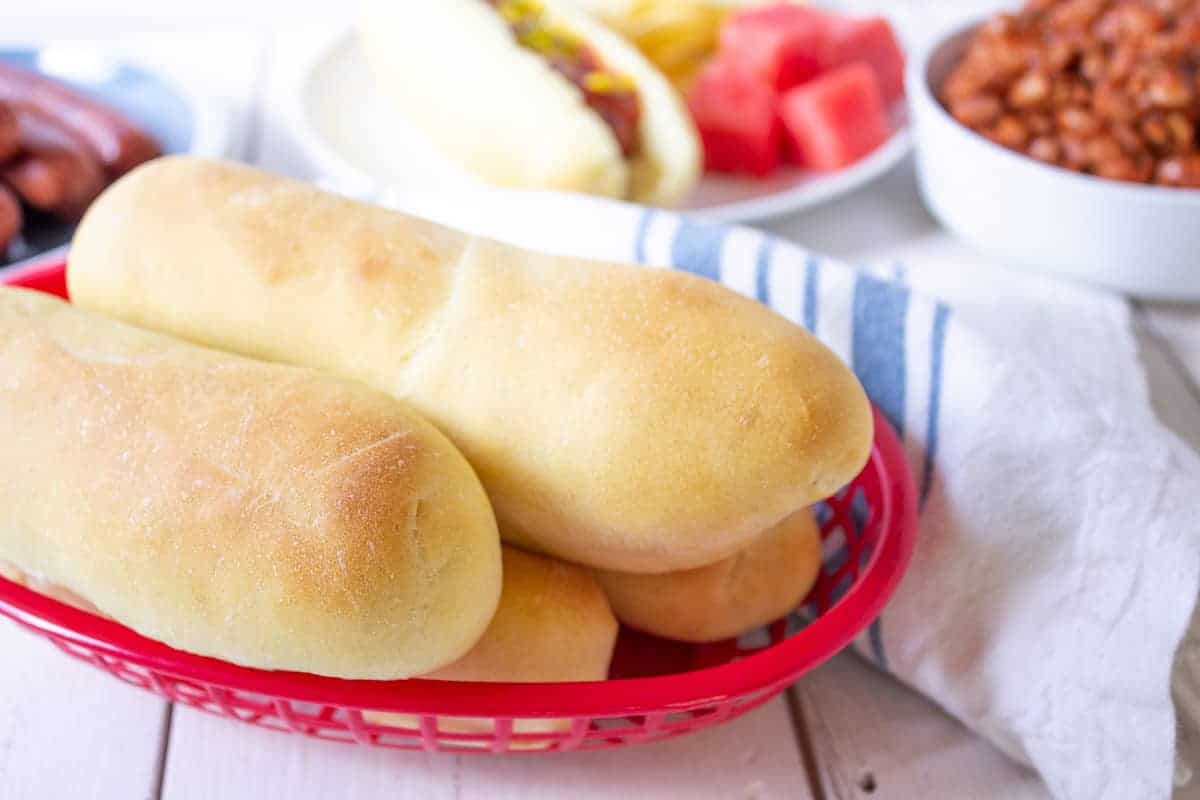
left=941, top=0, right=1200, bottom=187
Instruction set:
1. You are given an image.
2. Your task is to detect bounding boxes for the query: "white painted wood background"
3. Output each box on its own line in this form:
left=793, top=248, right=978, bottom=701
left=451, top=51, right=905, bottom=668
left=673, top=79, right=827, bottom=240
left=3, top=10, right=1200, bottom=800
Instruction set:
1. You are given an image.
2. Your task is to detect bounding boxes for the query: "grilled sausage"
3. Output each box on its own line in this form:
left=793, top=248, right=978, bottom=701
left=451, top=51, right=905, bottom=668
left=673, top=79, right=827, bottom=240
left=0, top=63, right=160, bottom=177
left=5, top=104, right=107, bottom=218
left=0, top=184, right=23, bottom=253
left=0, top=102, right=19, bottom=162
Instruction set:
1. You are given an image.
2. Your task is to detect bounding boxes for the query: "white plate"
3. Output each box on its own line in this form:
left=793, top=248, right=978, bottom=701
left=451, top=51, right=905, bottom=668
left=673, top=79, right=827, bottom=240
left=294, top=32, right=912, bottom=223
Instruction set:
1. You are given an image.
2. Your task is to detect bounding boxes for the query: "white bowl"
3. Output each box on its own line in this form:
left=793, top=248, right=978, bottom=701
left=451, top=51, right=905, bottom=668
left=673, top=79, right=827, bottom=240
left=908, top=20, right=1200, bottom=300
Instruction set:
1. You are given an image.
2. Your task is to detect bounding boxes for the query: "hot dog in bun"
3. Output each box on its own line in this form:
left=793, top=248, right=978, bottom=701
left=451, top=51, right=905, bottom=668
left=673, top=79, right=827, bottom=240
left=359, top=0, right=701, bottom=205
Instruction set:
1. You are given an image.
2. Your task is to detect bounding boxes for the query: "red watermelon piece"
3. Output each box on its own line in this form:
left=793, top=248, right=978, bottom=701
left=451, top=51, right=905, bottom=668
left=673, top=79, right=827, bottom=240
left=718, top=4, right=833, bottom=92
left=687, top=58, right=783, bottom=177
left=822, top=16, right=906, bottom=103
left=779, top=62, right=890, bottom=171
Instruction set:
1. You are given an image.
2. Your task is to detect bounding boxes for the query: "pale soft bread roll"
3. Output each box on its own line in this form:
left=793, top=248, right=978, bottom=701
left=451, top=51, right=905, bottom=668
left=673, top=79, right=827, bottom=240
left=594, top=508, right=822, bottom=642
left=69, top=157, right=874, bottom=574
left=0, top=287, right=501, bottom=679
left=421, top=547, right=618, bottom=683
left=359, top=0, right=700, bottom=205
left=367, top=546, right=617, bottom=747
left=0, top=561, right=97, bottom=615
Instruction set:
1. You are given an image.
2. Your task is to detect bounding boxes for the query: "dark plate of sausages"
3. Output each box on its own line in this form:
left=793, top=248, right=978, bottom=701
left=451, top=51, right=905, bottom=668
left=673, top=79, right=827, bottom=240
left=0, top=48, right=227, bottom=268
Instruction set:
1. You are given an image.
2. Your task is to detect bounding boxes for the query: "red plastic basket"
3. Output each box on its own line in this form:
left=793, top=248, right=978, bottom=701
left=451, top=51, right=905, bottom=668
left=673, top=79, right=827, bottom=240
left=0, top=257, right=918, bottom=753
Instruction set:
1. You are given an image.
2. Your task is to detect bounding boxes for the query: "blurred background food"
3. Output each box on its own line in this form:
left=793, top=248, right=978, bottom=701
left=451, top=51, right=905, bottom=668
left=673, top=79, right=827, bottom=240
left=533, top=1, right=908, bottom=182
left=684, top=3, right=904, bottom=178
left=0, top=42, right=229, bottom=271
left=907, top=0, right=1200, bottom=298
left=940, top=0, right=1200, bottom=187
left=318, top=0, right=908, bottom=220
left=569, top=0, right=742, bottom=90
left=0, top=62, right=160, bottom=257
left=358, top=0, right=702, bottom=205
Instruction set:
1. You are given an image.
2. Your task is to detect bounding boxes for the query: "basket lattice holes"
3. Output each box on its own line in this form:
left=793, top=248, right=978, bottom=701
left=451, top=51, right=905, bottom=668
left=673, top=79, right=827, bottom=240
left=0, top=256, right=914, bottom=755
left=27, top=487, right=877, bottom=753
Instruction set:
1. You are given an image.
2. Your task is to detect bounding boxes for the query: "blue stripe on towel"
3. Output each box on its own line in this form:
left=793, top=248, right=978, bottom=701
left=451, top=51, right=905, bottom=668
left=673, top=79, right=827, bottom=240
left=852, top=274, right=910, bottom=672
left=852, top=275, right=910, bottom=435
left=803, top=255, right=820, bottom=333
left=671, top=220, right=728, bottom=281
left=755, top=237, right=773, bottom=304
left=633, top=209, right=655, bottom=265
left=920, top=305, right=951, bottom=509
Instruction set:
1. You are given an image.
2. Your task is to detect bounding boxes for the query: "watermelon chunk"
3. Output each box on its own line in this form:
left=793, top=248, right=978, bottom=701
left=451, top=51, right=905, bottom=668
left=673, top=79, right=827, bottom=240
left=779, top=63, right=890, bottom=171
left=687, top=58, right=783, bottom=177
left=822, top=17, right=906, bottom=103
left=718, top=5, right=833, bottom=92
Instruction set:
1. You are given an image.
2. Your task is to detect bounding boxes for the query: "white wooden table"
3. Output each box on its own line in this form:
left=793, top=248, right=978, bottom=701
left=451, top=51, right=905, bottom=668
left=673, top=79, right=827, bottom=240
left=2, top=21, right=1200, bottom=800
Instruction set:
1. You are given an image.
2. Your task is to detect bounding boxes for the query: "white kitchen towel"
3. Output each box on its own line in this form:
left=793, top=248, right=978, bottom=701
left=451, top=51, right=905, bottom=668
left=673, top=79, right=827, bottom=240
left=344, top=184, right=1200, bottom=800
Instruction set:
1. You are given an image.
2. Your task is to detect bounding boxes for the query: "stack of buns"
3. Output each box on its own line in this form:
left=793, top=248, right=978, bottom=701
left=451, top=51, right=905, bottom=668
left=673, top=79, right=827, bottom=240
left=0, top=157, right=870, bottom=697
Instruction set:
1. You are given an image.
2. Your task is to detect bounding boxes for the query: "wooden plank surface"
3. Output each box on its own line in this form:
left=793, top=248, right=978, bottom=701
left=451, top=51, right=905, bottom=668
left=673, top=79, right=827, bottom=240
left=0, top=621, right=168, bottom=800
left=796, top=654, right=1050, bottom=800
left=161, top=700, right=814, bottom=800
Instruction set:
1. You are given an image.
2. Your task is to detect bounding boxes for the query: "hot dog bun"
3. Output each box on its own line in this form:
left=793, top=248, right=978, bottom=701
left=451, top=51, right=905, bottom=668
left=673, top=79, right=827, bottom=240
left=594, top=508, right=823, bottom=642
left=0, top=287, right=502, bottom=679
left=418, top=546, right=617, bottom=683
left=358, top=0, right=700, bottom=206
left=0, top=561, right=98, bottom=615
left=366, top=546, right=617, bottom=746
left=69, top=157, right=873, bottom=574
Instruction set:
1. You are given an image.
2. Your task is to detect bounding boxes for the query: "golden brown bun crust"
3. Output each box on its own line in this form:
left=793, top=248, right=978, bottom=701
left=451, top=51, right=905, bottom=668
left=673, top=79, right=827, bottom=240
left=594, top=509, right=823, bottom=642
left=69, top=157, right=873, bottom=573
left=0, top=288, right=501, bottom=679
left=425, top=546, right=618, bottom=683
left=0, top=561, right=98, bottom=614
left=366, top=546, right=617, bottom=745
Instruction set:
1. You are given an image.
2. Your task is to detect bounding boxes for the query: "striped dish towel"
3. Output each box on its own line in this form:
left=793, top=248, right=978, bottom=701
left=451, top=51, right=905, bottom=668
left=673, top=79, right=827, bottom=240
left=346, top=183, right=1200, bottom=800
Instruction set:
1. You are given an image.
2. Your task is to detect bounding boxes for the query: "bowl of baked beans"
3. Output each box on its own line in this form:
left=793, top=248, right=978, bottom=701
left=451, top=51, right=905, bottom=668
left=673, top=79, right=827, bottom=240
left=908, top=0, right=1200, bottom=299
